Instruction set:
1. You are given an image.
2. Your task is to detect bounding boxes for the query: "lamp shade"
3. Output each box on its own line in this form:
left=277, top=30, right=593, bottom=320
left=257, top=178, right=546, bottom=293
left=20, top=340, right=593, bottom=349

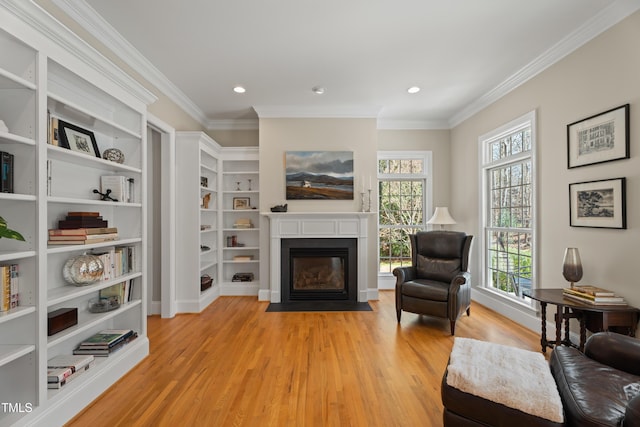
left=427, top=207, right=457, bottom=227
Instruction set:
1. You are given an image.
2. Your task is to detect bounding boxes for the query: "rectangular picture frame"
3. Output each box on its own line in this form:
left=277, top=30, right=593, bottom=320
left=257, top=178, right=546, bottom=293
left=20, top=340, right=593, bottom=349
left=233, top=197, right=250, bottom=210
left=569, top=177, right=626, bottom=229
left=567, top=104, right=629, bottom=168
left=58, top=120, right=101, bottom=158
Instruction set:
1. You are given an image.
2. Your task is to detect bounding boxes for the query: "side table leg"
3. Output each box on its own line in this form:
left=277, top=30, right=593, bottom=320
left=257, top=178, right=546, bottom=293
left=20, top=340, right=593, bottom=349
left=564, top=307, right=571, bottom=346
left=579, top=315, right=586, bottom=352
left=555, top=306, right=562, bottom=349
left=540, top=302, right=548, bottom=353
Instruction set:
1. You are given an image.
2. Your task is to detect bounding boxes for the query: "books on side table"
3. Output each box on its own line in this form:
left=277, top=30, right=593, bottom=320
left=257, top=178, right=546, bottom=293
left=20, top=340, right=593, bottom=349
left=563, top=285, right=627, bottom=305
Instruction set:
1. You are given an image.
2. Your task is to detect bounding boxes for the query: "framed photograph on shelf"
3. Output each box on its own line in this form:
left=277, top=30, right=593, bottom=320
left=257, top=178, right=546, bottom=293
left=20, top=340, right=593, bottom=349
left=58, top=120, right=100, bottom=158
left=567, top=104, right=629, bottom=169
left=569, top=177, right=626, bottom=229
left=200, top=176, right=208, bottom=188
left=233, top=197, right=250, bottom=210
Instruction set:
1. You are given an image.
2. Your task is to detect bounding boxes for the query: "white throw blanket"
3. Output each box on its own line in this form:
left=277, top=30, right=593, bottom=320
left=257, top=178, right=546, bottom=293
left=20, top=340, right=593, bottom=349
left=446, top=338, right=564, bottom=423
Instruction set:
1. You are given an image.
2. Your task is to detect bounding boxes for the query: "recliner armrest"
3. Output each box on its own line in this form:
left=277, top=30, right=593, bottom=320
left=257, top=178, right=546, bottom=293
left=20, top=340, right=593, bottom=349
left=392, top=266, right=416, bottom=285
left=584, top=332, right=640, bottom=376
left=625, top=393, right=640, bottom=427
left=449, top=271, right=470, bottom=290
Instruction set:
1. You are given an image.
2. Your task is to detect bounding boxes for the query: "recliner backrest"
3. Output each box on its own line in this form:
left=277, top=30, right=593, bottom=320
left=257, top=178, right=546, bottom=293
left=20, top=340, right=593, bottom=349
left=410, top=231, right=472, bottom=282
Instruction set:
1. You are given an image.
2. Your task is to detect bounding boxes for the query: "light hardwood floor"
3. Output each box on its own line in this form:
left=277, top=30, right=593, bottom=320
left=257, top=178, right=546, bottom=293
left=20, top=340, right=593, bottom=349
left=67, top=291, right=542, bottom=427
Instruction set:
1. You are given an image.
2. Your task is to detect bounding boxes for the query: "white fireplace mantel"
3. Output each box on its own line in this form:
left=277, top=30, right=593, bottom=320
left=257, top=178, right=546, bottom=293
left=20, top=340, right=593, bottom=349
left=262, top=212, right=373, bottom=303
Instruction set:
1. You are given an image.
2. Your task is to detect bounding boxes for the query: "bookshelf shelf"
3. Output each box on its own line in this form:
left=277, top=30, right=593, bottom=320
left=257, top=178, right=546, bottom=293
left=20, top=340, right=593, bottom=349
left=46, top=300, right=142, bottom=348
left=47, top=272, right=142, bottom=306
left=47, top=145, right=143, bottom=174
left=0, top=306, right=36, bottom=325
left=46, top=238, right=142, bottom=254
left=0, top=130, right=36, bottom=146
left=0, top=344, right=35, bottom=368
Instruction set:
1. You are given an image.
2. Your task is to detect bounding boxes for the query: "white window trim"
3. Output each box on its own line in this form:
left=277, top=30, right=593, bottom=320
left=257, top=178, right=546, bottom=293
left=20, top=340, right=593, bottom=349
left=477, top=110, right=538, bottom=308
left=377, top=151, right=433, bottom=290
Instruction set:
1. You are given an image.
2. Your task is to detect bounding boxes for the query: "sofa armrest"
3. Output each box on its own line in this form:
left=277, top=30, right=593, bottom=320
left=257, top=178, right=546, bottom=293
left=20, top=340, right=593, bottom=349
left=392, top=266, right=416, bottom=285
left=450, top=271, right=470, bottom=290
left=584, top=332, right=640, bottom=376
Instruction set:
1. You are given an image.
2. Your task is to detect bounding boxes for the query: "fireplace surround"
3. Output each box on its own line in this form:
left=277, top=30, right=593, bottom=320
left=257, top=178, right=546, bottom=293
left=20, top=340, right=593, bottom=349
left=263, top=212, right=371, bottom=303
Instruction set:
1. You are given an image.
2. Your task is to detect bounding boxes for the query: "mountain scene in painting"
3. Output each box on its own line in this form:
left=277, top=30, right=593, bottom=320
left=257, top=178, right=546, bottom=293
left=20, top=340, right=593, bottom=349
left=285, top=151, right=354, bottom=200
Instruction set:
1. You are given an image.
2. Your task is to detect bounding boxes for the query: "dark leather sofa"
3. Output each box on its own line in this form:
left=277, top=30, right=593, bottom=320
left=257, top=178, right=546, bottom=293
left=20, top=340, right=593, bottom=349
left=441, top=332, right=640, bottom=426
left=550, top=332, right=640, bottom=427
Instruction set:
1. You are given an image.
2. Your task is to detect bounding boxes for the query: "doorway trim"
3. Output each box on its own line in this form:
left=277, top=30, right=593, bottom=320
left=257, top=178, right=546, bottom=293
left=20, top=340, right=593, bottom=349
left=146, top=112, right=177, bottom=318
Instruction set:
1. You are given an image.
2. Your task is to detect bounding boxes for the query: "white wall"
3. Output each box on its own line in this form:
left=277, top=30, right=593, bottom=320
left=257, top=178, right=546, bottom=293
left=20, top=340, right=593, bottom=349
left=450, top=11, right=640, bottom=308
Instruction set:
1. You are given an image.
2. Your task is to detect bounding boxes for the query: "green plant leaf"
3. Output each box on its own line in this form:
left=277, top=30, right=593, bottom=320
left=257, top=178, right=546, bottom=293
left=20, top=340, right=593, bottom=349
left=0, top=216, right=26, bottom=241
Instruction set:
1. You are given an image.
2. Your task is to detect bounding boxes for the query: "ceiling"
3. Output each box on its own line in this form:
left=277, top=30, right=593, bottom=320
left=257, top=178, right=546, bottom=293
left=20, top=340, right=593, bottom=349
left=59, top=0, right=635, bottom=129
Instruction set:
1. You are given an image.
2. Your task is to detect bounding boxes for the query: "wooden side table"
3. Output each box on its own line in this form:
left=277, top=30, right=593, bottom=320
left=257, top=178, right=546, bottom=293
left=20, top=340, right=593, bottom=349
left=524, top=288, right=639, bottom=353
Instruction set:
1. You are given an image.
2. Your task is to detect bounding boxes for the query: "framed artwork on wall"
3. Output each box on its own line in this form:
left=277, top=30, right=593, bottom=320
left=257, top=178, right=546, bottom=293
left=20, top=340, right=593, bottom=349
left=569, top=177, right=626, bottom=229
left=567, top=104, right=629, bottom=169
left=285, top=151, right=354, bottom=200
left=58, top=120, right=100, bottom=158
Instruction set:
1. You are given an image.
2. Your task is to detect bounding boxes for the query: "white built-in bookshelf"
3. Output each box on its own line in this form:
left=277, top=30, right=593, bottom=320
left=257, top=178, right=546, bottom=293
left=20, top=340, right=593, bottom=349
left=175, top=132, right=222, bottom=312
left=175, top=135, right=259, bottom=312
left=220, top=148, right=260, bottom=296
left=0, top=4, right=152, bottom=425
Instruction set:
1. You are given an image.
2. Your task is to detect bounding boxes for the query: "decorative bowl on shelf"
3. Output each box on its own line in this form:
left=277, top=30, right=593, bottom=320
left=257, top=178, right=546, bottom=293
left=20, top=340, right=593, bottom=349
left=88, top=296, right=120, bottom=313
left=102, top=148, right=125, bottom=164
left=62, top=254, right=104, bottom=286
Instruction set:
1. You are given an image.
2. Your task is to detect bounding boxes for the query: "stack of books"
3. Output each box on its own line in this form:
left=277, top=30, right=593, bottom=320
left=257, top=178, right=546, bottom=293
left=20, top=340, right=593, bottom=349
left=73, top=329, right=138, bottom=356
left=233, top=218, right=252, bottom=229
left=47, top=354, right=94, bottom=389
left=0, top=264, right=18, bottom=311
left=58, top=211, right=109, bottom=229
left=48, top=226, right=118, bottom=245
left=563, top=285, right=627, bottom=305
left=48, top=212, right=118, bottom=245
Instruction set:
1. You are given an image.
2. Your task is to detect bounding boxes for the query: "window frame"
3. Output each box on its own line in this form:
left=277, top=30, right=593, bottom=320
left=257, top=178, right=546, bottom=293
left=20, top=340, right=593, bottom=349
left=377, top=151, right=432, bottom=288
left=478, top=111, right=537, bottom=305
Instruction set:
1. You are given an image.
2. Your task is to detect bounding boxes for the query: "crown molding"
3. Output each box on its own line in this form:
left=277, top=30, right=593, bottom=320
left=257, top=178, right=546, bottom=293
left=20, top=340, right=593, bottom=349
left=253, top=105, right=382, bottom=119
left=448, top=0, right=640, bottom=128
left=0, top=0, right=157, bottom=106
left=376, top=119, right=450, bottom=130
left=51, top=0, right=207, bottom=125
left=206, top=119, right=259, bottom=131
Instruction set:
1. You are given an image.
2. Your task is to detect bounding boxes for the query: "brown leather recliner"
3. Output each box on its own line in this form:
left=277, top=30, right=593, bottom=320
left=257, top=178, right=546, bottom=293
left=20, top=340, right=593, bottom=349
left=393, top=231, right=473, bottom=335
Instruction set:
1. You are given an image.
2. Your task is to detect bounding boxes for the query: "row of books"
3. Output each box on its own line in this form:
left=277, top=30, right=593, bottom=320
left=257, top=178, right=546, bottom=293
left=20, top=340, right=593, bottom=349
left=563, top=285, right=627, bottom=305
left=100, top=280, right=135, bottom=305
left=47, top=354, right=94, bottom=389
left=1, top=150, right=14, bottom=193
left=0, top=264, right=18, bottom=311
left=73, top=329, right=138, bottom=356
left=92, top=245, right=136, bottom=281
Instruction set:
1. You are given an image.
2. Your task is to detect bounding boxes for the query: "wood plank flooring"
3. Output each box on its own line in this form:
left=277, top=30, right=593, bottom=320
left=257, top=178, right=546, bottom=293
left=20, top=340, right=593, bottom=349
left=66, top=291, right=541, bottom=427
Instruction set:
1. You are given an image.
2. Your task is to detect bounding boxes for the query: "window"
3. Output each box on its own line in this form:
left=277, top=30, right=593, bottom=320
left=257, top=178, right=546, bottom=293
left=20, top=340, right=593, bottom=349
left=480, top=111, right=536, bottom=301
left=377, top=152, right=432, bottom=277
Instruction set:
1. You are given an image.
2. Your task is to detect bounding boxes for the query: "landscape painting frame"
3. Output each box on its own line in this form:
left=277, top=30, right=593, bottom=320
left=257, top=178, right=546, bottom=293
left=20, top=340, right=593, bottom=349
left=567, top=104, right=629, bottom=169
left=285, top=151, right=354, bottom=200
left=569, top=177, right=626, bottom=229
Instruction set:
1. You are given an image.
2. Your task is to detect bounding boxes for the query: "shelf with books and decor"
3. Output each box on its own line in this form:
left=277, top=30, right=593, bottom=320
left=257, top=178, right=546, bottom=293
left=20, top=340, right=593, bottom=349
left=220, top=148, right=260, bottom=296
left=0, top=24, right=39, bottom=422
left=176, top=132, right=222, bottom=313
left=0, top=6, right=153, bottom=425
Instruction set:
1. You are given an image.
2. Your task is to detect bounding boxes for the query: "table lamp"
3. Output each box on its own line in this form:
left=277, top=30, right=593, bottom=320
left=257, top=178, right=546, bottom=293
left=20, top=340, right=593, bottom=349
left=427, top=207, right=456, bottom=230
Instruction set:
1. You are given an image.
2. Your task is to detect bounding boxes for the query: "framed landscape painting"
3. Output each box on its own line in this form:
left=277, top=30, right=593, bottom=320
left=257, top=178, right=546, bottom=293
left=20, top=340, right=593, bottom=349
left=567, top=104, right=629, bottom=169
left=569, top=178, right=626, bottom=229
left=285, top=151, right=354, bottom=200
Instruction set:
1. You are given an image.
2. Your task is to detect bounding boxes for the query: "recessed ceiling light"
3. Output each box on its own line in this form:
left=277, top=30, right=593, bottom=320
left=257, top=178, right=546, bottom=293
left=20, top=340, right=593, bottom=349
left=407, top=86, right=421, bottom=94
left=312, top=86, right=325, bottom=95
left=233, top=86, right=246, bottom=94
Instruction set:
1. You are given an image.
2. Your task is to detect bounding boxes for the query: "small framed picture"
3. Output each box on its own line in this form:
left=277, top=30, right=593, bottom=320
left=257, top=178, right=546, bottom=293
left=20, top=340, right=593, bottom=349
left=58, top=120, right=100, bottom=158
left=569, top=177, right=626, bottom=229
left=233, top=197, right=250, bottom=210
left=567, top=104, right=629, bottom=169
left=200, top=176, right=208, bottom=188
